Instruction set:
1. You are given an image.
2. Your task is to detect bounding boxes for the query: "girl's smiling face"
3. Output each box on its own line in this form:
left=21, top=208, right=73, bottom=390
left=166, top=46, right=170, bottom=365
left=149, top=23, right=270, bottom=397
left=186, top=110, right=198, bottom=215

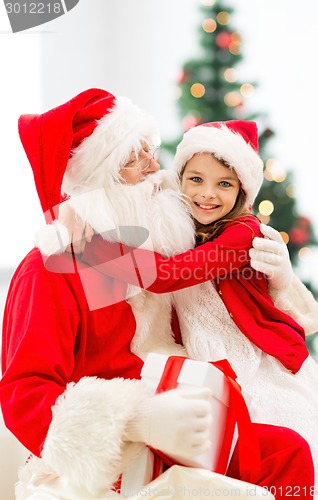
left=181, top=153, right=241, bottom=225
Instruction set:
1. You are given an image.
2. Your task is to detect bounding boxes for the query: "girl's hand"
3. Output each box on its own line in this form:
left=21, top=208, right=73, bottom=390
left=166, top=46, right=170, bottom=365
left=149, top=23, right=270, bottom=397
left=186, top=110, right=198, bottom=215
left=249, top=223, right=293, bottom=291
left=59, top=201, right=94, bottom=254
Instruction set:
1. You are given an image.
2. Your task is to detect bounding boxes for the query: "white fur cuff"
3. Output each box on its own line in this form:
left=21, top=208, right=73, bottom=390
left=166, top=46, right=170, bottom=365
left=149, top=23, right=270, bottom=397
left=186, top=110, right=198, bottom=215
left=41, top=377, right=148, bottom=496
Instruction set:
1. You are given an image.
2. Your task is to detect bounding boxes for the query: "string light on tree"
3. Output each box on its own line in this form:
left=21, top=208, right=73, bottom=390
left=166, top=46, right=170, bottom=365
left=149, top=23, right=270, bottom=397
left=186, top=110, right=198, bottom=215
left=162, top=0, right=318, bottom=355
left=256, top=213, right=270, bottom=224
left=216, top=31, right=232, bottom=49
left=240, top=83, right=254, bottom=97
left=259, top=200, right=274, bottom=216
left=285, top=184, right=295, bottom=198
left=298, top=247, right=312, bottom=261
left=264, top=158, right=287, bottom=183
left=290, top=216, right=311, bottom=246
left=183, top=114, right=201, bottom=131
left=273, top=172, right=286, bottom=183
left=177, top=70, right=189, bottom=84
left=224, top=68, right=237, bottom=82
left=280, top=232, right=289, bottom=244
left=190, top=83, right=206, bottom=98
left=224, top=91, right=242, bottom=107
left=175, top=87, right=182, bottom=100
left=202, top=18, right=217, bottom=33
left=216, top=11, right=230, bottom=25
left=298, top=216, right=311, bottom=228
left=290, top=226, right=309, bottom=246
left=229, top=41, right=241, bottom=54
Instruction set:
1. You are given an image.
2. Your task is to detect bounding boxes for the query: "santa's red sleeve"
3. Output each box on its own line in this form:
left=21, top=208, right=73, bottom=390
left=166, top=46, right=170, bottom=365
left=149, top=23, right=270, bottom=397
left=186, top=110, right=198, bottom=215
left=0, top=263, right=148, bottom=497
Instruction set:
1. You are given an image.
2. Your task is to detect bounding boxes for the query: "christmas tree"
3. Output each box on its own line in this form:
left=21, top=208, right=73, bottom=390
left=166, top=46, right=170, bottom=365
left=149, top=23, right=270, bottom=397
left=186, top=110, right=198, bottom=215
left=163, top=0, right=318, bottom=351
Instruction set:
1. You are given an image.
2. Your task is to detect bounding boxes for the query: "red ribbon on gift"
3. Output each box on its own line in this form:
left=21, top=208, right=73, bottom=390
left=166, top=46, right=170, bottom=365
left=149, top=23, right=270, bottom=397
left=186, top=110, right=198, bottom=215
left=150, top=355, right=261, bottom=482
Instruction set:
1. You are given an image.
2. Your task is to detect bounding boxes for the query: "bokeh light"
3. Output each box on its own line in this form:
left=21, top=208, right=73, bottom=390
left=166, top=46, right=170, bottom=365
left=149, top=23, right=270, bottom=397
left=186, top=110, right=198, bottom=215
left=224, top=68, right=237, bottom=82
left=216, top=31, right=232, bottom=49
left=183, top=114, right=201, bottom=131
left=216, top=11, right=230, bottom=25
left=264, top=158, right=287, bottom=182
left=190, top=83, right=206, bottom=98
left=224, top=91, right=242, bottom=107
left=175, top=87, right=182, bottom=99
left=286, top=184, right=295, bottom=198
left=240, top=83, right=254, bottom=97
left=280, top=232, right=289, bottom=244
left=202, top=18, right=217, bottom=33
left=258, top=200, right=274, bottom=216
left=298, top=247, right=312, bottom=261
left=229, top=33, right=241, bottom=55
left=256, top=213, right=270, bottom=224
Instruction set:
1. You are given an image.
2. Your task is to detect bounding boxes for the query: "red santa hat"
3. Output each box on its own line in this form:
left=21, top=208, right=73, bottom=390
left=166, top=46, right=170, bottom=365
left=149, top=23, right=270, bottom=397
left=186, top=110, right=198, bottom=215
left=173, top=120, right=263, bottom=207
left=18, top=88, right=159, bottom=254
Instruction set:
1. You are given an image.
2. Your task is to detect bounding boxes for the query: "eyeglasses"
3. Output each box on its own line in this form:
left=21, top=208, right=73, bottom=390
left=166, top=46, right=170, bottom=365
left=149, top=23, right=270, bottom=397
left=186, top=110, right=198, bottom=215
left=121, top=146, right=160, bottom=172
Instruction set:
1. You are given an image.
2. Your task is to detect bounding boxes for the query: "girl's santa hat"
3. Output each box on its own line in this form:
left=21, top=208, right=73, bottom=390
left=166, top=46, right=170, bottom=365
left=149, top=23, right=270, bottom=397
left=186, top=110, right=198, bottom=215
left=18, top=88, right=159, bottom=254
left=173, top=120, right=264, bottom=207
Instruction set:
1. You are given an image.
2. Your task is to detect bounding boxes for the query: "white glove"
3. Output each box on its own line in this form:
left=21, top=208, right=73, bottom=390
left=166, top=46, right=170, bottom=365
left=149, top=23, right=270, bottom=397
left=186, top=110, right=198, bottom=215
left=249, top=223, right=293, bottom=291
left=125, top=388, right=212, bottom=459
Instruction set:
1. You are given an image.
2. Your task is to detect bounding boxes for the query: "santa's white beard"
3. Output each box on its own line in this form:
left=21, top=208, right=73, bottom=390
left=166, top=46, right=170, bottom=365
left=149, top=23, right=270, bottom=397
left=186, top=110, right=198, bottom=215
left=69, top=171, right=195, bottom=359
left=34, top=172, right=192, bottom=360
left=69, top=170, right=195, bottom=256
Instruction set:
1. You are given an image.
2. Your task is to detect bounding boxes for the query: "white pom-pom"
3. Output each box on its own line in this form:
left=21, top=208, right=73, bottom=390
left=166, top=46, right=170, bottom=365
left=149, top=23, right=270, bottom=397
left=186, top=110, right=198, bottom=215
left=34, top=220, right=70, bottom=256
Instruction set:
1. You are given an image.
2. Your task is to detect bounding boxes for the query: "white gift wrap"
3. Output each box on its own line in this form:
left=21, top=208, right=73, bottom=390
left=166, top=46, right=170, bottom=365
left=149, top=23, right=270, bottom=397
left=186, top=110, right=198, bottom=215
left=120, top=448, right=159, bottom=498
left=127, top=465, right=274, bottom=500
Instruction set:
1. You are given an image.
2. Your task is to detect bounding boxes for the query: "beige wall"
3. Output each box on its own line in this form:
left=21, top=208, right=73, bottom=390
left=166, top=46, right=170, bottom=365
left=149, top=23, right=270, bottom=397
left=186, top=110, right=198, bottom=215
left=0, top=270, right=27, bottom=500
left=0, top=413, right=28, bottom=500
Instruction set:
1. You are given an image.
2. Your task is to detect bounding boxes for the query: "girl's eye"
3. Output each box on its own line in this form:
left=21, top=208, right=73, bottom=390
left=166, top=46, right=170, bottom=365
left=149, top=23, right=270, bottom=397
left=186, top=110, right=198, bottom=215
left=219, top=181, right=231, bottom=187
left=190, top=177, right=202, bottom=183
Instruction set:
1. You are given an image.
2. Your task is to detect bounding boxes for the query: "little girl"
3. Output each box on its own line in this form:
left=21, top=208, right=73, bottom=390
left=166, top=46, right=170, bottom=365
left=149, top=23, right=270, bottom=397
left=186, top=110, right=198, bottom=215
left=169, top=121, right=318, bottom=486
left=80, top=120, right=318, bottom=486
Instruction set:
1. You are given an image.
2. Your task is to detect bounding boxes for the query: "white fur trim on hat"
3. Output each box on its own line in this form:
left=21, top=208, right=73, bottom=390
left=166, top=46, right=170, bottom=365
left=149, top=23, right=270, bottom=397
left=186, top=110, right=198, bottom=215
left=62, top=96, right=160, bottom=197
left=173, top=125, right=264, bottom=207
left=34, top=220, right=70, bottom=256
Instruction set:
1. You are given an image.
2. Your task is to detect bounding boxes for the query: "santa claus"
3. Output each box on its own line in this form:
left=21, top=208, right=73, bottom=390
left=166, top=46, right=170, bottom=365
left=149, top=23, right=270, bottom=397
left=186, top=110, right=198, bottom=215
left=0, top=88, right=315, bottom=499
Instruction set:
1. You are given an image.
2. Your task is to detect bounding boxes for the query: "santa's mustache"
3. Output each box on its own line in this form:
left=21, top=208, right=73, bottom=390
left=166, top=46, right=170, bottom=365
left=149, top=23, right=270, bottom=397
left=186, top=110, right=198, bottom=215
left=68, top=169, right=195, bottom=255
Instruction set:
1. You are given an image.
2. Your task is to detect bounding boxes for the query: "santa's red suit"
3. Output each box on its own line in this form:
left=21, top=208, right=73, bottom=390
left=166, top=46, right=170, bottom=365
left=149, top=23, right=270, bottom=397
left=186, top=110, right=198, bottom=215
left=0, top=90, right=315, bottom=499
left=0, top=245, right=315, bottom=499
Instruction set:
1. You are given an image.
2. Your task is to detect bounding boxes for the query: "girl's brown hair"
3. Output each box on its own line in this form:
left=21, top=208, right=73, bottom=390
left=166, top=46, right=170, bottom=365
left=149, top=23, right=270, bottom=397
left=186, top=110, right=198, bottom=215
left=180, top=154, right=254, bottom=246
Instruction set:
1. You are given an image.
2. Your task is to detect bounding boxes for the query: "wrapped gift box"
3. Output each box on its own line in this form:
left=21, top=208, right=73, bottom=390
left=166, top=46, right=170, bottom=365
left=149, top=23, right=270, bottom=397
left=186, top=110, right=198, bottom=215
left=120, top=354, right=258, bottom=497
left=140, top=352, right=238, bottom=472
